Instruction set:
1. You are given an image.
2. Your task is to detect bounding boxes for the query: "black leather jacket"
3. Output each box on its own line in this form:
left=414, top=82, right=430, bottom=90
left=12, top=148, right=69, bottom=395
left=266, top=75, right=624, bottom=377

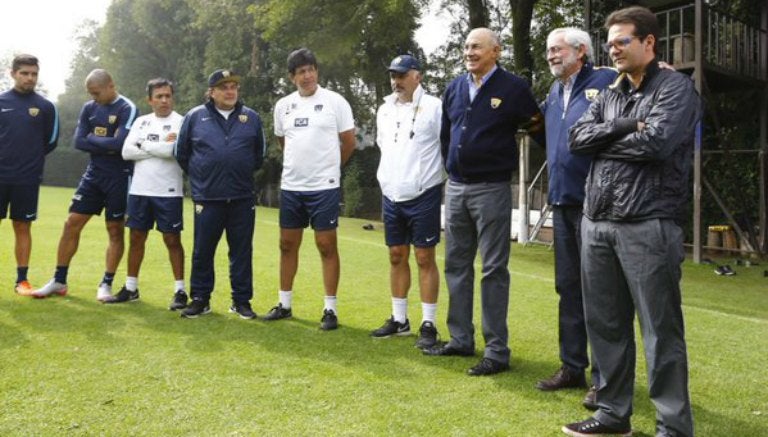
left=568, top=61, right=701, bottom=224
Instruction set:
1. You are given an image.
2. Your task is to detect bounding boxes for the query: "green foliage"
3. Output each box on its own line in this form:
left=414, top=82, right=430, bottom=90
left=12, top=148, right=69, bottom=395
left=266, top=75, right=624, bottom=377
left=1, top=186, right=766, bottom=435
left=342, top=147, right=382, bottom=219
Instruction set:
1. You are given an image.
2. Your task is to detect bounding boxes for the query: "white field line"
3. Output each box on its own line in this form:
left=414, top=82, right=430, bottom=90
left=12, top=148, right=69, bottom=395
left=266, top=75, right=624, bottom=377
left=257, top=219, right=766, bottom=324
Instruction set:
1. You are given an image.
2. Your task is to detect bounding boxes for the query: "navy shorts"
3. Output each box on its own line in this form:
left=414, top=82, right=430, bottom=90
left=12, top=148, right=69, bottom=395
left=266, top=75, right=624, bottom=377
left=0, top=184, right=40, bottom=221
left=383, top=183, right=442, bottom=248
left=69, top=172, right=129, bottom=220
left=280, top=188, right=340, bottom=231
left=126, top=195, right=183, bottom=233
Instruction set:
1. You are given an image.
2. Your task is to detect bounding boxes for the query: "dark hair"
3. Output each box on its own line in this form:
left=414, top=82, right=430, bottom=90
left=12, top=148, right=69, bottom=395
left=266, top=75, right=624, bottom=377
left=287, top=48, right=317, bottom=75
left=604, top=6, right=660, bottom=54
left=146, top=78, right=174, bottom=98
left=12, top=54, right=39, bottom=72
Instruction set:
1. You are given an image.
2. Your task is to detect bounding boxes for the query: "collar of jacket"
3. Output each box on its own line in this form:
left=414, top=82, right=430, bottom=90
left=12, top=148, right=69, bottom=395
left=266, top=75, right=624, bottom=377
left=609, top=58, right=662, bottom=93
left=204, top=99, right=244, bottom=117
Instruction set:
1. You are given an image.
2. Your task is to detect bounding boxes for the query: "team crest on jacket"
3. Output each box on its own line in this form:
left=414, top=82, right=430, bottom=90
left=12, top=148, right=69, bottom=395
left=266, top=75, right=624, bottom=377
left=490, top=97, right=502, bottom=108
left=195, top=204, right=203, bottom=214
left=585, top=89, right=599, bottom=101
left=94, top=127, right=107, bottom=137
left=239, top=114, right=248, bottom=123
left=314, top=104, right=323, bottom=112
left=28, top=107, right=40, bottom=117
left=108, top=115, right=117, bottom=124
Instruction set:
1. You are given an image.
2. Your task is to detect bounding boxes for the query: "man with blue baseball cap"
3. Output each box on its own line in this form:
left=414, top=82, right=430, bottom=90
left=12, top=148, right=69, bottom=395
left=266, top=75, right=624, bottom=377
left=371, top=54, right=444, bottom=348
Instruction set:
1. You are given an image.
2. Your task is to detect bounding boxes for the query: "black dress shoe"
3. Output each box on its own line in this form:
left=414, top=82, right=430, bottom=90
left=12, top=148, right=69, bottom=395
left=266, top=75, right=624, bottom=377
left=421, top=341, right=475, bottom=356
left=467, top=357, right=509, bottom=376
left=582, top=385, right=598, bottom=411
left=536, top=365, right=587, bottom=391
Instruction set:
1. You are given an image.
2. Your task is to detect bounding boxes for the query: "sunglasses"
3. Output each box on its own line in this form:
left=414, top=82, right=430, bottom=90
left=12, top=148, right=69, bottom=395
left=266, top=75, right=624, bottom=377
left=601, top=36, right=640, bottom=53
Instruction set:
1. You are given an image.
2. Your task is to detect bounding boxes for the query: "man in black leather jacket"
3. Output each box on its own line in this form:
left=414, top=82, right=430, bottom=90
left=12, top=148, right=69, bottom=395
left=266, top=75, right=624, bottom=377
left=562, top=6, right=699, bottom=437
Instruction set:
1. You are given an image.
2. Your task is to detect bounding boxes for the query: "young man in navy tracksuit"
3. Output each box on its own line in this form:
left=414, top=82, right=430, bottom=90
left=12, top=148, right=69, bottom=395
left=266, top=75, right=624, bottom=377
left=34, top=69, right=137, bottom=302
left=0, top=54, right=59, bottom=295
left=174, top=69, right=266, bottom=319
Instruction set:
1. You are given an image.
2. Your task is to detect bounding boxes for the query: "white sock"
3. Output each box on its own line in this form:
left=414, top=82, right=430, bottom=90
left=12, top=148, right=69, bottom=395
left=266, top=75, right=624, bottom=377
left=175, top=280, right=185, bottom=292
left=125, top=276, right=138, bottom=292
left=392, top=297, right=408, bottom=323
left=324, top=296, right=337, bottom=314
left=279, top=290, right=293, bottom=308
left=422, top=302, right=438, bottom=324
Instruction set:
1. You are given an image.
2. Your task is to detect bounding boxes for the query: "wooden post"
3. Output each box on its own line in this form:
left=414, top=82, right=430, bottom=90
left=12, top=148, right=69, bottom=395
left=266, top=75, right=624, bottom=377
left=692, top=0, right=704, bottom=263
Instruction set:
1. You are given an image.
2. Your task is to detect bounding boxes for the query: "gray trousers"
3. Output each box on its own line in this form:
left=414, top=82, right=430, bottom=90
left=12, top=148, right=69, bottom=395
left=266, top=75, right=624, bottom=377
left=581, top=217, right=693, bottom=437
left=444, top=180, right=511, bottom=364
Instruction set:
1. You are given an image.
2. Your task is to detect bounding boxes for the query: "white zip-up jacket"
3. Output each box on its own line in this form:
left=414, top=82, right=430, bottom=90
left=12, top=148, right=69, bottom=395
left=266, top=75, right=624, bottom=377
left=376, top=85, right=443, bottom=202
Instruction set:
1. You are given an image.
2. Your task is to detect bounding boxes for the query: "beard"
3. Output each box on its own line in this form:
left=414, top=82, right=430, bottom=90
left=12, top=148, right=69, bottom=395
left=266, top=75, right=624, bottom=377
left=549, top=51, right=579, bottom=80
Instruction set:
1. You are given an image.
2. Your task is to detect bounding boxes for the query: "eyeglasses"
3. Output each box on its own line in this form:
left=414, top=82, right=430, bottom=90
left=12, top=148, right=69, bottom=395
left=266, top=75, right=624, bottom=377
left=601, top=36, right=639, bottom=53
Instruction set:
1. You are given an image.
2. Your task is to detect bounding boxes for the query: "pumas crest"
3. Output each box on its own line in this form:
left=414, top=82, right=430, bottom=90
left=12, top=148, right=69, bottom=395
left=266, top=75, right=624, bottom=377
left=28, top=107, right=40, bottom=117
left=585, top=89, right=599, bottom=101
left=490, top=97, right=502, bottom=108
left=108, top=115, right=117, bottom=124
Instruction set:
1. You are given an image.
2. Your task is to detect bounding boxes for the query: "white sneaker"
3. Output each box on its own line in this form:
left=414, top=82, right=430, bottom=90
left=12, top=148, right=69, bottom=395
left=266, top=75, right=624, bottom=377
left=96, top=283, right=113, bottom=302
left=31, top=279, right=68, bottom=299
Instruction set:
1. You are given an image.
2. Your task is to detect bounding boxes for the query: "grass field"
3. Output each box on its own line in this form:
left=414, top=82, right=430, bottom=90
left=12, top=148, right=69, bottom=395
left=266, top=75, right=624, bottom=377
left=0, top=186, right=766, bottom=436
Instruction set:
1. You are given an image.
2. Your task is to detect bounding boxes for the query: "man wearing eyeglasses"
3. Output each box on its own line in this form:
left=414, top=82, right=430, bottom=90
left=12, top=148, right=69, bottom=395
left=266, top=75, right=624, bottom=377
left=174, top=69, right=266, bottom=320
left=370, top=54, right=443, bottom=348
left=563, top=6, right=699, bottom=437
left=537, top=28, right=616, bottom=409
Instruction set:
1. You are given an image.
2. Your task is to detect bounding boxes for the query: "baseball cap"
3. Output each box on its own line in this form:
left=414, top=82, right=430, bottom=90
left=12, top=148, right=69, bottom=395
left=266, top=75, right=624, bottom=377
left=208, top=69, right=241, bottom=87
left=387, top=55, right=421, bottom=73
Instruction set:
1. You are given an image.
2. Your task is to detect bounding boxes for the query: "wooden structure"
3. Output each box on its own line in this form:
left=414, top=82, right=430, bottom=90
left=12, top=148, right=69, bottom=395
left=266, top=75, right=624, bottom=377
left=585, top=0, right=768, bottom=261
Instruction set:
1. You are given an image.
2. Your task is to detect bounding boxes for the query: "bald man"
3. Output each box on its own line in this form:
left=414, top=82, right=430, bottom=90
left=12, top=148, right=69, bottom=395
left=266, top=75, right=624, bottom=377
left=34, top=69, right=138, bottom=301
left=423, top=28, right=542, bottom=377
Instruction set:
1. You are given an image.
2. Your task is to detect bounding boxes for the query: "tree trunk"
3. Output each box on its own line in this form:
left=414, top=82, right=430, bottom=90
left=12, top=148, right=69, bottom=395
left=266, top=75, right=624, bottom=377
left=467, top=0, right=490, bottom=28
left=509, top=0, right=537, bottom=83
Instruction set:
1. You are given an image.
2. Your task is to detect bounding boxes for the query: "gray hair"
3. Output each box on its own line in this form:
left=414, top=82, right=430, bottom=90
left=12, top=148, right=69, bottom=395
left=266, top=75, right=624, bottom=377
left=547, top=27, right=594, bottom=63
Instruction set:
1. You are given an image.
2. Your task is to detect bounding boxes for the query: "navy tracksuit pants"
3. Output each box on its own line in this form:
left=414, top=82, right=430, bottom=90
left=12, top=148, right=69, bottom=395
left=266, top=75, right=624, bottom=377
left=190, top=198, right=255, bottom=304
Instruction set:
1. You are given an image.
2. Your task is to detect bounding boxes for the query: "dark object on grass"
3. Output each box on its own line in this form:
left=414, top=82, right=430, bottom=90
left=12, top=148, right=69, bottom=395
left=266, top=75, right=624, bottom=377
left=362, top=223, right=374, bottom=230
left=714, top=265, right=736, bottom=276
left=700, top=258, right=715, bottom=265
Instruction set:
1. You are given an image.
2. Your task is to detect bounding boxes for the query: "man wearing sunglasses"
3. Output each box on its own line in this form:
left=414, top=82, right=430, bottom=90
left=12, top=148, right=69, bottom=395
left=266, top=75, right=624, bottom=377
left=563, top=6, right=699, bottom=437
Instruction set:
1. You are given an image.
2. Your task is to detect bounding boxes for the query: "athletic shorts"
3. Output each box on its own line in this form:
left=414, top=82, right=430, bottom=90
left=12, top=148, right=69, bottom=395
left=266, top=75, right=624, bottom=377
left=126, top=195, right=183, bottom=233
left=0, top=183, right=40, bottom=221
left=69, top=172, right=129, bottom=220
left=382, top=183, right=442, bottom=248
left=279, top=188, right=340, bottom=231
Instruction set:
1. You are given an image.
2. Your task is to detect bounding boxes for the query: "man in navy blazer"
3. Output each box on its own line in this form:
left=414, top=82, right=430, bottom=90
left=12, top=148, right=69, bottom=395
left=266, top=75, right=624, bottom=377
left=423, top=27, right=542, bottom=377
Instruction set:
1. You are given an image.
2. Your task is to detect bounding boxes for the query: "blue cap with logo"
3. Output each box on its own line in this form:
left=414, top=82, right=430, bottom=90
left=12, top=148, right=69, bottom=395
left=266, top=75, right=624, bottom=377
left=387, top=55, right=421, bottom=73
left=208, top=69, right=241, bottom=87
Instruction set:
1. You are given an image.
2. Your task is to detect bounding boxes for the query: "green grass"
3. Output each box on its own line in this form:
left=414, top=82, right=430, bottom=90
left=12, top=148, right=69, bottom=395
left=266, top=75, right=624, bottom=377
left=0, top=186, right=766, bottom=436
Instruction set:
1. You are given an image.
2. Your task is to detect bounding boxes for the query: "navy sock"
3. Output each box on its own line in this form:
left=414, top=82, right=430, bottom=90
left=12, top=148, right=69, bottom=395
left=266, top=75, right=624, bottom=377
left=54, top=266, right=68, bottom=284
left=16, top=267, right=29, bottom=283
left=102, top=272, right=115, bottom=286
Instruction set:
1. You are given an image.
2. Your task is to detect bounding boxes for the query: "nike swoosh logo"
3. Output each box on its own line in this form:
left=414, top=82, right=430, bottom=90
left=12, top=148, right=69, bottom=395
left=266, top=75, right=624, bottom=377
left=172, top=222, right=182, bottom=228
left=1, top=108, right=14, bottom=112
left=425, top=236, right=436, bottom=242
left=201, top=117, right=211, bottom=121
left=25, top=213, right=36, bottom=219
left=111, top=212, right=123, bottom=218
left=89, top=116, right=97, bottom=120
left=329, top=219, right=337, bottom=224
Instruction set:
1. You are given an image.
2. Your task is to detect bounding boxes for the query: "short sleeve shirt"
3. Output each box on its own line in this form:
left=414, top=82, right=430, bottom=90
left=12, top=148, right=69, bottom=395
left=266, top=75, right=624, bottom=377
left=274, top=86, right=355, bottom=191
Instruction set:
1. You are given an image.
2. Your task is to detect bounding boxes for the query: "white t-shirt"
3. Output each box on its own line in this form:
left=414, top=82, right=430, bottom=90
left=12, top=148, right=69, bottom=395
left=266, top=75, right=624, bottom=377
left=376, top=85, right=444, bottom=202
left=274, top=86, right=355, bottom=191
left=122, top=111, right=184, bottom=197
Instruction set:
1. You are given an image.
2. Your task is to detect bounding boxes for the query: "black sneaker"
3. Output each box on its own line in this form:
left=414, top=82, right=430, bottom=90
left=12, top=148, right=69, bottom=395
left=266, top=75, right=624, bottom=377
left=105, top=286, right=139, bottom=304
left=229, top=301, right=257, bottom=320
left=263, top=303, right=292, bottom=321
left=168, top=290, right=188, bottom=311
left=561, top=417, right=632, bottom=436
left=371, top=316, right=410, bottom=338
left=180, top=299, right=211, bottom=318
left=320, top=309, right=338, bottom=330
left=467, top=357, right=510, bottom=376
left=414, top=321, right=439, bottom=349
